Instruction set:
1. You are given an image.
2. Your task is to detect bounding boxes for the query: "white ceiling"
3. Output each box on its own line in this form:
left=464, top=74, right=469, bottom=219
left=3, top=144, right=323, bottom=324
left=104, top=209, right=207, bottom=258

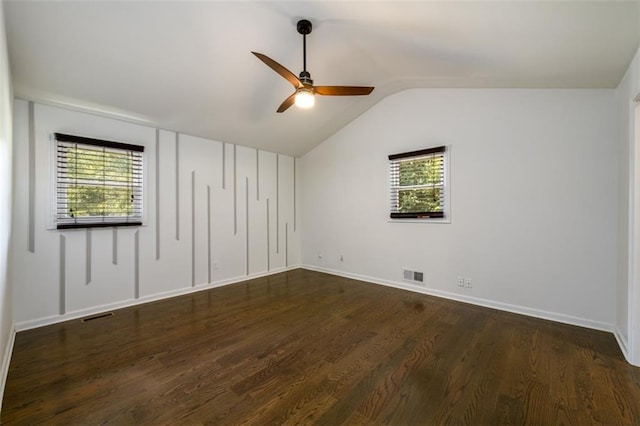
left=5, top=1, right=640, bottom=157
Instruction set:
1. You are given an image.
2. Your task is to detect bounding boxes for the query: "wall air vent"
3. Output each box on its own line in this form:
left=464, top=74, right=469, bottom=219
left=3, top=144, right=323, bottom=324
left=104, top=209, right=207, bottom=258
left=403, top=269, right=424, bottom=285
left=81, top=312, right=114, bottom=322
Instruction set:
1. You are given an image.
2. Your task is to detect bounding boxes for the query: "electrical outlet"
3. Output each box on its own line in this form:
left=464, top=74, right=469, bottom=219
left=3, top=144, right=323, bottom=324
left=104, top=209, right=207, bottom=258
left=339, top=255, right=344, bottom=262
left=213, top=262, right=219, bottom=270
left=465, top=278, right=472, bottom=288
left=457, top=276, right=464, bottom=287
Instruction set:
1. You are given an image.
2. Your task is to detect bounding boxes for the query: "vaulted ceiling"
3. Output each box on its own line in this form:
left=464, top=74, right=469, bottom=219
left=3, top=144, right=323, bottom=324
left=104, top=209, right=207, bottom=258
left=5, top=1, right=640, bottom=157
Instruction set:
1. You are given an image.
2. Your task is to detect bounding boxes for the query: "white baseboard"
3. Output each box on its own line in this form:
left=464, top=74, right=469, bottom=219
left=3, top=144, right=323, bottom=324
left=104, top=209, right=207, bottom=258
left=302, top=265, right=614, bottom=333
left=0, top=326, right=16, bottom=411
left=15, top=265, right=300, bottom=332
left=614, top=327, right=630, bottom=361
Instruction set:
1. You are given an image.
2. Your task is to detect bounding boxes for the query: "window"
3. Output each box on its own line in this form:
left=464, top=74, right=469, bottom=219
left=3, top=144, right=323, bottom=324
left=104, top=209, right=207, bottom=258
left=389, top=146, right=447, bottom=219
left=54, top=133, right=144, bottom=229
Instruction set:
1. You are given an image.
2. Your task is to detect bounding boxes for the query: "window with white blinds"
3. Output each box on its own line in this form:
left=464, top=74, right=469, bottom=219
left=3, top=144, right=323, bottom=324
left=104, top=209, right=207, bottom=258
left=389, top=146, right=447, bottom=219
left=55, top=133, right=144, bottom=229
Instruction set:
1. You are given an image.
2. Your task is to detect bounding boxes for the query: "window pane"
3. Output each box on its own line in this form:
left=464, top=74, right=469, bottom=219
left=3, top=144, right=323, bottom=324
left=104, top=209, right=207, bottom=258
left=398, top=188, right=443, bottom=213
left=398, top=156, right=443, bottom=187
left=66, top=185, right=136, bottom=218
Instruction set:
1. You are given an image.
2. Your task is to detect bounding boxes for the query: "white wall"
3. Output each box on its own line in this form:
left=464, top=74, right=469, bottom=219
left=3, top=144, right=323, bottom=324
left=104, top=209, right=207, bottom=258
left=301, top=88, right=617, bottom=330
left=616, top=46, right=640, bottom=365
left=11, top=101, right=300, bottom=329
left=0, top=0, right=15, bottom=404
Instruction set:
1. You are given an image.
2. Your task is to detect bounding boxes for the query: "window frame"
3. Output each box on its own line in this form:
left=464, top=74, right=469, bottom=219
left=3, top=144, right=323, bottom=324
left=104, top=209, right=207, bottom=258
left=388, top=145, right=450, bottom=223
left=53, top=133, right=145, bottom=230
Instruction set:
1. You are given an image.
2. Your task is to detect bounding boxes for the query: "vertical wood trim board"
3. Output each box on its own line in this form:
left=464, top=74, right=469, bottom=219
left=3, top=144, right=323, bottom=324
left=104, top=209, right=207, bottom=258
left=222, top=142, right=226, bottom=189
left=191, top=170, right=196, bottom=287
left=175, top=133, right=180, bottom=241
left=59, top=235, right=66, bottom=315
left=245, top=177, right=249, bottom=276
left=85, top=229, right=91, bottom=285
left=155, top=128, right=160, bottom=260
left=28, top=101, right=35, bottom=253
left=285, top=222, right=289, bottom=268
left=266, top=198, right=270, bottom=271
left=207, top=185, right=212, bottom=284
left=293, top=158, right=297, bottom=232
left=276, top=154, right=279, bottom=254
left=233, top=144, right=237, bottom=235
left=134, top=230, right=140, bottom=299
left=112, top=227, right=118, bottom=265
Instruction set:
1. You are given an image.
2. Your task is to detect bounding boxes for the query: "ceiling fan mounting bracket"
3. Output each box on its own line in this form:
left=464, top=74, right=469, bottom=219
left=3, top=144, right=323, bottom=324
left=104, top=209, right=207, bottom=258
left=297, top=19, right=312, bottom=35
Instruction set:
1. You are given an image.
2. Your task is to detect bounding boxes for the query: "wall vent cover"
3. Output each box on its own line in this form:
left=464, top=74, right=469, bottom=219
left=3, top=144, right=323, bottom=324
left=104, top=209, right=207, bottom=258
left=81, top=312, right=114, bottom=322
left=403, top=269, right=424, bottom=285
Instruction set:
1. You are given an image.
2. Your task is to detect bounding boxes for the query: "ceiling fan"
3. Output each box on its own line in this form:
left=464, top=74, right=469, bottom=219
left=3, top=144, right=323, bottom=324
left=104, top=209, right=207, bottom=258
left=252, top=19, right=374, bottom=113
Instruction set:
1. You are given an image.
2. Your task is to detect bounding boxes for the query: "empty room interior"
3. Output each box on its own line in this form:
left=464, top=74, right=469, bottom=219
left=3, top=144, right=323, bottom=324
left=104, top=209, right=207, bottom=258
left=2, top=0, right=640, bottom=424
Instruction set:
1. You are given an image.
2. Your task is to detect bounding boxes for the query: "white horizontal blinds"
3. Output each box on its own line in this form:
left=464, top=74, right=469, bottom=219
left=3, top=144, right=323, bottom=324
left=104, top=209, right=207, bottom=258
left=55, top=133, right=144, bottom=229
left=389, top=146, right=446, bottom=219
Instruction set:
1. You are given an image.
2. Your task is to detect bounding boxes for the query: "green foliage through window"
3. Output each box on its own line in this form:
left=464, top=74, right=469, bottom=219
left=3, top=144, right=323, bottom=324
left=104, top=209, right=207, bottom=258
left=397, top=156, right=443, bottom=213
left=398, top=187, right=442, bottom=213
left=389, top=146, right=446, bottom=218
left=64, top=148, right=137, bottom=218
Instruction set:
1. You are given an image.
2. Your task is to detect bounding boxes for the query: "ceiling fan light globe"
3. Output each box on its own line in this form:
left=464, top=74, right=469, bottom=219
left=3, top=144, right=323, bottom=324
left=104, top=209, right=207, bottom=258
left=295, top=90, right=315, bottom=109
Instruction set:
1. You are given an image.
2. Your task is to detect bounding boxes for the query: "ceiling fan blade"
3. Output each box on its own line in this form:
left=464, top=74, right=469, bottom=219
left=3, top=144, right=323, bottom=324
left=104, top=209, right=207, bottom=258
left=277, top=92, right=297, bottom=113
left=314, top=86, right=375, bottom=96
left=252, top=52, right=302, bottom=89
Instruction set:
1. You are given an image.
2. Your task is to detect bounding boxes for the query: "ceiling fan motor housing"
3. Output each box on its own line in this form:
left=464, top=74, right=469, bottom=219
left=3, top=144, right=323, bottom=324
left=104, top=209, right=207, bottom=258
left=299, top=70, right=313, bottom=85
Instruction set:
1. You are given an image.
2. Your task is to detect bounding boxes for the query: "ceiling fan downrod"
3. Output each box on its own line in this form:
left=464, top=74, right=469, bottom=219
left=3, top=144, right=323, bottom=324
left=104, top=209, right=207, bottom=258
left=297, top=19, right=313, bottom=85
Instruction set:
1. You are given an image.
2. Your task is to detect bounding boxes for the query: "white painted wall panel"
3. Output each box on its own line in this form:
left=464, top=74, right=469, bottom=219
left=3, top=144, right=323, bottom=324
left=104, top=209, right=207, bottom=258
left=211, top=143, right=241, bottom=283
left=64, top=228, right=135, bottom=312
left=180, top=134, right=221, bottom=286
left=279, top=155, right=295, bottom=267
left=290, top=158, right=301, bottom=266
left=247, top=149, right=268, bottom=275
left=271, top=154, right=286, bottom=270
left=259, top=151, right=277, bottom=271
left=12, top=102, right=61, bottom=321
left=139, top=130, right=190, bottom=296
left=236, top=145, right=254, bottom=277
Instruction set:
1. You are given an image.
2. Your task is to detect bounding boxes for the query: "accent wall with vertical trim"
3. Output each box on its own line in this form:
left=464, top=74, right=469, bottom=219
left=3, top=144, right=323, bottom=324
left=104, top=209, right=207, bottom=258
left=11, top=100, right=300, bottom=329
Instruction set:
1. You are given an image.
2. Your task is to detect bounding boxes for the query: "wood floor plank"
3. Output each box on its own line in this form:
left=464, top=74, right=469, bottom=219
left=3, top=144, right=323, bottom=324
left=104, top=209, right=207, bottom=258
left=3, top=269, right=640, bottom=425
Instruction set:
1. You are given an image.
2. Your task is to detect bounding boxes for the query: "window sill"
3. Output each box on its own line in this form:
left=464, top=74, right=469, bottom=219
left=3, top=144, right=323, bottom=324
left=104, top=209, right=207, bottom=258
left=387, top=218, right=451, bottom=224
left=47, top=222, right=147, bottom=231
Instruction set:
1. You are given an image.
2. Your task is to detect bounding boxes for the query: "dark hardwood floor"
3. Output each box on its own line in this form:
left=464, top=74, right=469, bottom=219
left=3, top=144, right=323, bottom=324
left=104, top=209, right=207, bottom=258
left=3, top=269, right=640, bottom=425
